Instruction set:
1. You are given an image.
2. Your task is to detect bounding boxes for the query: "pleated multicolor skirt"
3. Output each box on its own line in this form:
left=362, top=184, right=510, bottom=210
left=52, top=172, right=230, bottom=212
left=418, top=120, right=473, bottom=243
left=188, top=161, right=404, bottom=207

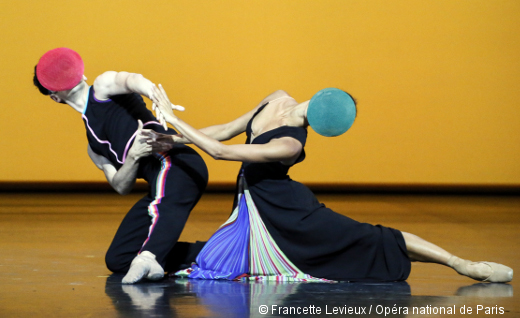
left=175, top=176, right=330, bottom=282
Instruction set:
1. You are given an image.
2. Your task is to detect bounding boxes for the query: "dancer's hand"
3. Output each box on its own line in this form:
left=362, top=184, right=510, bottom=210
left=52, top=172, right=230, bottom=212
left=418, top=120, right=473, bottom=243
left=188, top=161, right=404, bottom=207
left=151, top=84, right=185, bottom=130
left=128, top=120, right=172, bottom=160
left=141, top=129, right=178, bottom=148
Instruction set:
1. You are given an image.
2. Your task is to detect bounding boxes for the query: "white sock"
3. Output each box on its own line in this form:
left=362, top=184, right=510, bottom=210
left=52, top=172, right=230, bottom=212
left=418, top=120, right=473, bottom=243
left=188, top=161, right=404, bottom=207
left=146, top=257, right=165, bottom=281
left=122, top=251, right=164, bottom=284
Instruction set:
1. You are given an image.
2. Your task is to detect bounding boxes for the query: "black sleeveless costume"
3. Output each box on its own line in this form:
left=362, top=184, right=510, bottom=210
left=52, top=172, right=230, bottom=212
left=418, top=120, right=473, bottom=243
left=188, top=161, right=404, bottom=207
left=237, top=103, right=411, bottom=281
left=82, top=87, right=207, bottom=272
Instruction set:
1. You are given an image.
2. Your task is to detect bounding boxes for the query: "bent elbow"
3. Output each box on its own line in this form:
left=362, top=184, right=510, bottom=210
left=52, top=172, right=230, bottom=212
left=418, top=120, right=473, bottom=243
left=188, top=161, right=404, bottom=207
left=112, top=183, right=132, bottom=196
left=208, top=144, right=226, bottom=161
left=115, top=187, right=129, bottom=196
left=119, top=189, right=131, bottom=196
left=210, top=149, right=224, bottom=161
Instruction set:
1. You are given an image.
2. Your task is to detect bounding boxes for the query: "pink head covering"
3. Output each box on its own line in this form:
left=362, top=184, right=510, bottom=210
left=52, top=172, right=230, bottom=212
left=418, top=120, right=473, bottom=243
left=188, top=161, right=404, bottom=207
left=36, top=47, right=84, bottom=91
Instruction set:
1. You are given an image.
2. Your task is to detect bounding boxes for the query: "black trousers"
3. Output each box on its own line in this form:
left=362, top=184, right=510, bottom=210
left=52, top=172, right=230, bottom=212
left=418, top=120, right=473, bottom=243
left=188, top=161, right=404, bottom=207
left=105, top=146, right=208, bottom=273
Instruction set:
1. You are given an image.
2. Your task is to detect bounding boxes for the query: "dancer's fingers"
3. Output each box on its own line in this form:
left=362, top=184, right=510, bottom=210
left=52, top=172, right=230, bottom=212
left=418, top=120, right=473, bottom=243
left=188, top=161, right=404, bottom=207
left=171, top=104, right=185, bottom=112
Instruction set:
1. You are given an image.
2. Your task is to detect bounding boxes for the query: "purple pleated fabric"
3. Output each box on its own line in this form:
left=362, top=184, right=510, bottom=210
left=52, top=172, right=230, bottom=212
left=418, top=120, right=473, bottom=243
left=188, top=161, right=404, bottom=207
left=187, top=194, right=250, bottom=279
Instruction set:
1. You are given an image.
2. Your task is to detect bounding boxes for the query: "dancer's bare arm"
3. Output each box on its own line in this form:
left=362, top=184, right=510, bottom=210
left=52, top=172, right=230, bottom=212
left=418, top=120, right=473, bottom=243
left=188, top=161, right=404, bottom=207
left=87, top=121, right=170, bottom=195
left=151, top=85, right=302, bottom=164
left=152, top=90, right=291, bottom=144
left=93, top=71, right=155, bottom=101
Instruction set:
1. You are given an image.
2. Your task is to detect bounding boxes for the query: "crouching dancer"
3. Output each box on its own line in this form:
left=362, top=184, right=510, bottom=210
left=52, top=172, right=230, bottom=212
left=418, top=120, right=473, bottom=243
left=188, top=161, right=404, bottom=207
left=33, top=48, right=208, bottom=284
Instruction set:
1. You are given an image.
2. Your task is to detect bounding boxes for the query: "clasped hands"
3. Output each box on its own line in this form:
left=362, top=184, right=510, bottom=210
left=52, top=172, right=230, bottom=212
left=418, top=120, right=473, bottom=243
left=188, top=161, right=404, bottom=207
left=134, top=84, right=185, bottom=155
left=127, top=120, right=173, bottom=160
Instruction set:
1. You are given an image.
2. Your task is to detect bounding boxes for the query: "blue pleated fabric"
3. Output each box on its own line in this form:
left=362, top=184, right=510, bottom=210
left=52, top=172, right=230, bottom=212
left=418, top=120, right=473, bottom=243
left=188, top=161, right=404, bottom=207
left=188, top=193, right=250, bottom=279
left=176, top=177, right=330, bottom=282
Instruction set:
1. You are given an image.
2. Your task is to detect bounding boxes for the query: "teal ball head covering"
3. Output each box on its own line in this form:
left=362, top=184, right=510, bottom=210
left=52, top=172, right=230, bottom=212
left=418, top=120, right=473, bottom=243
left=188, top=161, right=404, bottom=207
left=307, top=88, right=357, bottom=137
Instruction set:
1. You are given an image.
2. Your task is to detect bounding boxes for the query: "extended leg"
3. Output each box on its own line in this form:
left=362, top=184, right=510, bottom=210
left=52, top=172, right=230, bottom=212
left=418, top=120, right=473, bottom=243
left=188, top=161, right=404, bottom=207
left=401, top=232, right=452, bottom=264
left=402, top=232, right=513, bottom=283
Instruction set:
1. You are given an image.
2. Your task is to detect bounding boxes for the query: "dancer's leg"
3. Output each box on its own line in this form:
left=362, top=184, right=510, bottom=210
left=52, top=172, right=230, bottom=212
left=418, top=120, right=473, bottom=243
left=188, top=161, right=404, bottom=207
left=401, top=232, right=452, bottom=264
left=402, top=232, right=513, bottom=283
left=103, top=194, right=166, bottom=284
left=105, top=195, right=154, bottom=273
left=138, top=149, right=207, bottom=266
left=122, top=148, right=207, bottom=284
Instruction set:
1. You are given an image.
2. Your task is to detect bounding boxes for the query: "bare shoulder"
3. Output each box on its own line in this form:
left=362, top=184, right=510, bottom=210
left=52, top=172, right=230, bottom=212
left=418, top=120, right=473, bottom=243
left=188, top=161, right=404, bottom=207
left=92, top=71, right=121, bottom=100
left=94, top=71, right=119, bottom=85
left=258, top=90, right=291, bottom=105
left=93, top=71, right=117, bottom=90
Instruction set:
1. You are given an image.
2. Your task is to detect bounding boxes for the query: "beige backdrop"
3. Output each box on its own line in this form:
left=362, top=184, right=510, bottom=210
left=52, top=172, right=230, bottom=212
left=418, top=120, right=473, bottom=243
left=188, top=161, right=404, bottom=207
left=1, top=0, right=519, bottom=185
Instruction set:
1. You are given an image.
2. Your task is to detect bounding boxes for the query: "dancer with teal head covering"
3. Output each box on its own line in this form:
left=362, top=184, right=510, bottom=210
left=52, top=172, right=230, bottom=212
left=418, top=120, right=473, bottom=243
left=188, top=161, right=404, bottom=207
left=147, top=85, right=513, bottom=284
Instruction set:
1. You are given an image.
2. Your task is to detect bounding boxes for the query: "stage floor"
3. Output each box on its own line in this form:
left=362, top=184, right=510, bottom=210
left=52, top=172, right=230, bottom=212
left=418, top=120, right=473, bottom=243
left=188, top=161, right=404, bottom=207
left=0, top=192, right=518, bottom=317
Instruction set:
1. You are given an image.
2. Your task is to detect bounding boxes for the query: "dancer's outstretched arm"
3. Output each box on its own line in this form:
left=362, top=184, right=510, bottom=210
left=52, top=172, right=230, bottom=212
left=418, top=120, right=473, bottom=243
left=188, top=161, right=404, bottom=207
left=163, top=105, right=260, bottom=144
left=155, top=90, right=291, bottom=144
left=151, top=85, right=302, bottom=164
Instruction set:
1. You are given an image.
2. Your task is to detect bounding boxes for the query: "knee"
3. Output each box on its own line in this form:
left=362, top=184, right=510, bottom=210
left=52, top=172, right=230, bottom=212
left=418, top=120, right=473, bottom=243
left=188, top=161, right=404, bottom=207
left=105, top=250, right=131, bottom=273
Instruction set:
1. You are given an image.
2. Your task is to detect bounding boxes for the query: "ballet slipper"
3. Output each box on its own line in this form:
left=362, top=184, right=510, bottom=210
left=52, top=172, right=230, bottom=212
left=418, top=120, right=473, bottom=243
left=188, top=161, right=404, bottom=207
left=448, top=256, right=513, bottom=283
left=481, top=262, right=514, bottom=283
left=122, top=251, right=165, bottom=284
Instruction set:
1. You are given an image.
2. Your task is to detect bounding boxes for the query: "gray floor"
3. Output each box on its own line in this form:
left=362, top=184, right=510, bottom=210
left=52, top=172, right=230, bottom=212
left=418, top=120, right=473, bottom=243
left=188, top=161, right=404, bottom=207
left=0, top=192, right=518, bottom=317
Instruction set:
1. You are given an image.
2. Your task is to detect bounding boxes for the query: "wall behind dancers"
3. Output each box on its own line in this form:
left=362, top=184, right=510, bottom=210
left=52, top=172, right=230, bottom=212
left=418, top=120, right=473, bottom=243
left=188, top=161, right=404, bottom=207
left=1, top=0, right=519, bottom=187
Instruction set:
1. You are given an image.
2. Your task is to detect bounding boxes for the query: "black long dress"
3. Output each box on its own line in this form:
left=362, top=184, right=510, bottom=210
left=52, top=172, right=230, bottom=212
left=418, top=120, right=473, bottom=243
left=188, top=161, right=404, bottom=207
left=237, top=104, right=411, bottom=281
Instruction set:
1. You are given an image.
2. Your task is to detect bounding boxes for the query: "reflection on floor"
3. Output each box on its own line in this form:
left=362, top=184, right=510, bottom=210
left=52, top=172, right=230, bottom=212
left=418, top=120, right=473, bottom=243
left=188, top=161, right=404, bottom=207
left=106, top=276, right=514, bottom=318
left=0, top=192, right=518, bottom=317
